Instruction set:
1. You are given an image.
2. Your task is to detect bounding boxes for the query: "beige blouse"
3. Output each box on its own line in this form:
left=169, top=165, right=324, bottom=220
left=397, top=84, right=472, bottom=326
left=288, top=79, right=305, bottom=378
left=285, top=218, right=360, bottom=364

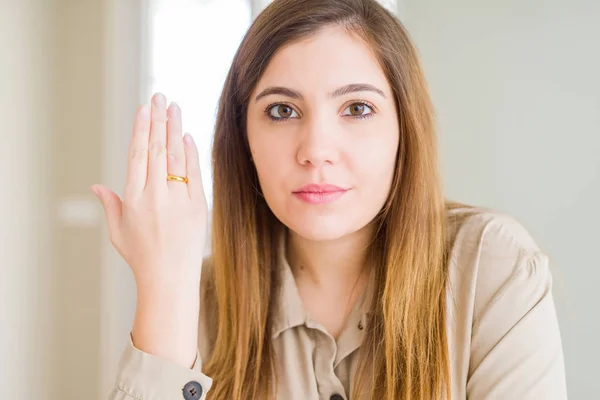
left=108, top=208, right=567, bottom=400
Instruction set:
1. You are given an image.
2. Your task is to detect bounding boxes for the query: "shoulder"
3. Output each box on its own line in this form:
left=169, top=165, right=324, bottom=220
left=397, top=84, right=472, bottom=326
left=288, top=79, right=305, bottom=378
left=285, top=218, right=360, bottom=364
left=447, top=205, right=544, bottom=270
left=447, top=205, right=541, bottom=255
left=445, top=205, right=552, bottom=320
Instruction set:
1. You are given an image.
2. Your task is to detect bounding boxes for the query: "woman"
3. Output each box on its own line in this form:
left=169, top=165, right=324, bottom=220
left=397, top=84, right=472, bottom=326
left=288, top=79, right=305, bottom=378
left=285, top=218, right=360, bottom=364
left=92, top=0, right=567, bottom=399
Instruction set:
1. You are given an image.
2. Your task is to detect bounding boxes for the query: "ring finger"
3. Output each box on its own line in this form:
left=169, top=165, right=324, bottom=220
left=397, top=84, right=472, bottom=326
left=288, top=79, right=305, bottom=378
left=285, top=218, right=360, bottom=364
left=166, top=102, right=187, bottom=190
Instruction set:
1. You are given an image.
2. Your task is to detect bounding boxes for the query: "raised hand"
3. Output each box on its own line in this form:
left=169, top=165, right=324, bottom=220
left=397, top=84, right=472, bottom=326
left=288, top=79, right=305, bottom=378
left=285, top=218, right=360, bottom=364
left=91, top=92, right=208, bottom=367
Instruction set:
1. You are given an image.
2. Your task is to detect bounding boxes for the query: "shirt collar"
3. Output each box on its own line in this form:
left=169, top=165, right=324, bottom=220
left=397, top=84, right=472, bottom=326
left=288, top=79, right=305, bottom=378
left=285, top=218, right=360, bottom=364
left=271, top=235, right=308, bottom=338
left=270, top=231, right=375, bottom=339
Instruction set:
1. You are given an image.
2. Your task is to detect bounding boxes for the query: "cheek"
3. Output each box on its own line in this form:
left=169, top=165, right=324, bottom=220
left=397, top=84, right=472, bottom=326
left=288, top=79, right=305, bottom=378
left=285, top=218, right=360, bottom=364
left=253, top=155, right=294, bottom=229
left=255, top=158, right=284, bottom=195
left=354, top=133, right=398, bottom=191
left=250, top=135, right=291, bottom=197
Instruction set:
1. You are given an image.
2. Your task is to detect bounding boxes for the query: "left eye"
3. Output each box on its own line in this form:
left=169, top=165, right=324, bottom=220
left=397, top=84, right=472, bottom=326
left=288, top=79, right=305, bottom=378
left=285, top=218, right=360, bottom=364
left=342, top=102, right=373, bottom=117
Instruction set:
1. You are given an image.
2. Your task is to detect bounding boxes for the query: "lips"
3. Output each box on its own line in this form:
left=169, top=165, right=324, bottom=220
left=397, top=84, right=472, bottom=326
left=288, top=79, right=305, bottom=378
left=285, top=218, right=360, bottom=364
left=292, top=184, right=349, bottom=205
left=294, top=183, right=347, bottom=193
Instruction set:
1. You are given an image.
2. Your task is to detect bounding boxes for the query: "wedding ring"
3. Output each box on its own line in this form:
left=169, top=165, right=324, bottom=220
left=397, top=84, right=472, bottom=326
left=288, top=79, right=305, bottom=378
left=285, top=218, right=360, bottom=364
left=166, top=174, right=188, bottom=184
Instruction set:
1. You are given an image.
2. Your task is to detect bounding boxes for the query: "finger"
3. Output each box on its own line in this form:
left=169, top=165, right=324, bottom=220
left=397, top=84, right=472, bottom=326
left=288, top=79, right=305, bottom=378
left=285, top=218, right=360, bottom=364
left=124, top=104, right=151, bottom=199
left=166, top=102, right=187, bottom=190
left=91, top=184, right=123, bottom=244
left=147, top=92, right=168, bottom=190
left=183, top=133, right=205, bottom=201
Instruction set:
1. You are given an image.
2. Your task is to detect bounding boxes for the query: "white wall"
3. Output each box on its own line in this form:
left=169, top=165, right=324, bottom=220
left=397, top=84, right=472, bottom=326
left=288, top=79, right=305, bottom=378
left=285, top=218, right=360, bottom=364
left=403, top=0, right=600, bottom=397
left=0, top=0, right=57, bottom=398
left=2, top=0, right=126, bottom=398
left=53, top=0, right=111, bottom=398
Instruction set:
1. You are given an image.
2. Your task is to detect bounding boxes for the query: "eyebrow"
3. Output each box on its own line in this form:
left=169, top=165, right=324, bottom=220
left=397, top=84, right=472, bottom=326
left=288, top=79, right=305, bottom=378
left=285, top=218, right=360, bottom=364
left=254, top=83, right=387, bottom=103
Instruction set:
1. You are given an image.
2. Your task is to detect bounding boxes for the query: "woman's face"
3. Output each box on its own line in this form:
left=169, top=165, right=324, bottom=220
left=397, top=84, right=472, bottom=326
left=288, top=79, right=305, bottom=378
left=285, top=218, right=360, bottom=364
left=247, top=25, right=399, bottom=241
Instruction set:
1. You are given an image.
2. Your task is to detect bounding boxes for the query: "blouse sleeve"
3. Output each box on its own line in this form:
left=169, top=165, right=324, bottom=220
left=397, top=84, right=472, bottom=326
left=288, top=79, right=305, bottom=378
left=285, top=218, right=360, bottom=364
left=467, top=251, right=567, bottom=399
left=107, top=334, right=213, bottom=400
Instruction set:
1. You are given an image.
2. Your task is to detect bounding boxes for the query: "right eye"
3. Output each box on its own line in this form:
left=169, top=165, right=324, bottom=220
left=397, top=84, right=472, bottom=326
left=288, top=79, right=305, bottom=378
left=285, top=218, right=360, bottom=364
left=265, top=103, right=300, bottom=122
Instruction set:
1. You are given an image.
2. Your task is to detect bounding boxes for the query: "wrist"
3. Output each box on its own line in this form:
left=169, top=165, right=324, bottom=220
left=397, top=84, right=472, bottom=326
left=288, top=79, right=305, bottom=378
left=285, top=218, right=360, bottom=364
left=135, top=267, right=202, bottom=293
left=132, top=285, right=201, bottom=368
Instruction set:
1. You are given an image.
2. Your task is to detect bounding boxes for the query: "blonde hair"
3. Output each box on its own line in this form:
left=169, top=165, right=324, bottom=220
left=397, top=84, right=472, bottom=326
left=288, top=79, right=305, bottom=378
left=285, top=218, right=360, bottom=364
left=205, top=0, right=464, bottom=398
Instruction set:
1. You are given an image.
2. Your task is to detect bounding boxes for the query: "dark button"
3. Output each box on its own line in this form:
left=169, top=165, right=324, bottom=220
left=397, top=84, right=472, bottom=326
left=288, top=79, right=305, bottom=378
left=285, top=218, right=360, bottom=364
left=182, top=381, right=203, bottom=400
left=330, top=394, right=345, bottom=400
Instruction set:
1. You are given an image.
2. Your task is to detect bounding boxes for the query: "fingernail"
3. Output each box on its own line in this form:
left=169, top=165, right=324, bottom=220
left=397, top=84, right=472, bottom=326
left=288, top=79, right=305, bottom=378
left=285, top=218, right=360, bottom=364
left=184, top=133, right=194, bottom=145
left=90, top=185, right=99, bottom=197
left=139, top=104, right=150, bottom=120
left=153, top=93, right=166, bottom=106
left=169, top=102, right=180, bottom=118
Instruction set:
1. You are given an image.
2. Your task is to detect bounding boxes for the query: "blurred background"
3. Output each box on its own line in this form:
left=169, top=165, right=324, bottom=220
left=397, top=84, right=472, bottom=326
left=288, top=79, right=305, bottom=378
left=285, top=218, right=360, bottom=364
left=1, top=0, right=598, bottom=398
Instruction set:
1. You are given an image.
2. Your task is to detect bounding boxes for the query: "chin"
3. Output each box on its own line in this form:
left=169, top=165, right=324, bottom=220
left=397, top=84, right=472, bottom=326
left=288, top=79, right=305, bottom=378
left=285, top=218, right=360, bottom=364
left=284, top=215, right=357, bottom=242
left=265, top=195, right=380, bottom=242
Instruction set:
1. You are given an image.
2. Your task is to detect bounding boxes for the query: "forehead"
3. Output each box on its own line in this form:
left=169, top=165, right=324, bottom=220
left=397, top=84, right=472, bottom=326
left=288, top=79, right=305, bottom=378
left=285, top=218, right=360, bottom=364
left=252, top=25, right=390, bottom=98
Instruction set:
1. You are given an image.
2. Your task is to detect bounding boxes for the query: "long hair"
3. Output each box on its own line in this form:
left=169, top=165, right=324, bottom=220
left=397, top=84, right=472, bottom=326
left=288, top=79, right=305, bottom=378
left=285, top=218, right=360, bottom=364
left=206, top=0, right=457, bottom=398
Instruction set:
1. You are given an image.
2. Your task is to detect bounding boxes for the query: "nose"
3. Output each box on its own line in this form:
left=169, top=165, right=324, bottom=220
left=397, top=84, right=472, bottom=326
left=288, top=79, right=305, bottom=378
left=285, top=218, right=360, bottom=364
left=296, top=114, right=340, bottom=168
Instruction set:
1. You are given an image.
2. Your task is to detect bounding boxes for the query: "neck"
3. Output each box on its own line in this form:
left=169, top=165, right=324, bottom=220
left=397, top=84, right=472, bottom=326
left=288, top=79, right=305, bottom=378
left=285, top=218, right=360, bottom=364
left=285, top=223, right=375, bottom=289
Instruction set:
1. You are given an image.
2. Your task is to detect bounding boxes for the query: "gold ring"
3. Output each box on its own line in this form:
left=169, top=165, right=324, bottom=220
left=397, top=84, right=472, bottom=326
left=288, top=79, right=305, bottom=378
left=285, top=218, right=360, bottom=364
left=167, top=174, right=188, bottom=184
